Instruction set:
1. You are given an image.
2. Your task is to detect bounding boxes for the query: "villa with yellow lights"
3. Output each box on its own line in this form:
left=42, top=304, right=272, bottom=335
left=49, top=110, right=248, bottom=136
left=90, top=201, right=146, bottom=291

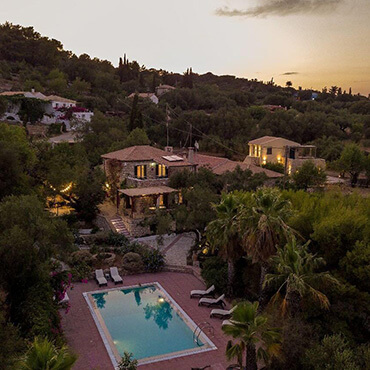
left=243, top=136, right=325, bottom=174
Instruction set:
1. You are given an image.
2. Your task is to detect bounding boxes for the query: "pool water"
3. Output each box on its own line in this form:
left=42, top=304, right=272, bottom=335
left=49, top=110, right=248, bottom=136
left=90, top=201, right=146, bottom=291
left=91, top=285, right=204, bottom=361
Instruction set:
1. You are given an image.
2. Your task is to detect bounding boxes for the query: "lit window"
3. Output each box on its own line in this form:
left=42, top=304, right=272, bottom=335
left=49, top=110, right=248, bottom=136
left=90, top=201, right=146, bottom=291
left=156, top=164, right=167, bottom=178
left=159, top=194, right=165, bottom=208
left=135, top=165, right=146, bottom=179
left=178, top=191, right=183, bottom=204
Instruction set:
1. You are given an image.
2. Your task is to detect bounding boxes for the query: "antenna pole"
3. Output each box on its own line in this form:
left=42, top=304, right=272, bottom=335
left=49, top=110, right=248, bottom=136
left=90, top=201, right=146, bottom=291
left=166, top=104, right=170, bottom=147
left=190, top=124, right=192, bottom=147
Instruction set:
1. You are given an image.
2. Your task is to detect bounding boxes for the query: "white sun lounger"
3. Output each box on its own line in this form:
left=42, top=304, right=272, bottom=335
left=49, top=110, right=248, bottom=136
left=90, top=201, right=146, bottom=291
left=95, top=269, right=108, bottom=287
left=210, top=304, right=237, bottom=318
left=190, top=285, right=215, bottom=298
left=222, top=319, right=234, bottom=327
left=199, top=294, right=225, bottom=307
left=110, top=267, right=123, bottom=284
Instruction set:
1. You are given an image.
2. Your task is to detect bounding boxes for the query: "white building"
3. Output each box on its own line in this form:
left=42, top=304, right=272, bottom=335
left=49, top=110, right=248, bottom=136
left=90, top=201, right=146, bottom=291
left=156, top=84, right=175, bottom=97
left=0, top=90, right=93, bottom=130
left=46, top=95, right=77, bottom=109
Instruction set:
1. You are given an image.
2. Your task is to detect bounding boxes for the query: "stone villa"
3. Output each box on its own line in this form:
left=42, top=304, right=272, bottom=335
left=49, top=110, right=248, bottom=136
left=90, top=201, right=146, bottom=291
left=244, top=136, right=325, bottom=174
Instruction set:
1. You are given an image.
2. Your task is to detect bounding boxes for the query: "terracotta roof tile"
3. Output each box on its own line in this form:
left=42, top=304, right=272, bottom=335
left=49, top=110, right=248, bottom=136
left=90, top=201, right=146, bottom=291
left=248, top=136, right=300, bottom=146
left=101, top=145, right=194, bottom=167
left=194, top=153, right=282, bottom=178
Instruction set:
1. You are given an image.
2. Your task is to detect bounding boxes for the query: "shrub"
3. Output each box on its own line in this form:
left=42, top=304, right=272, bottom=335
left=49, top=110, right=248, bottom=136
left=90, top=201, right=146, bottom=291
left=122, top=252, right=144, bottom=274
left=201, top=257, right=228, bottom=293
left=141, top=248, right=165, bottom=272
left=69, top=250, right=93, bottom=266
left=262, top=162, right=285, bottom=174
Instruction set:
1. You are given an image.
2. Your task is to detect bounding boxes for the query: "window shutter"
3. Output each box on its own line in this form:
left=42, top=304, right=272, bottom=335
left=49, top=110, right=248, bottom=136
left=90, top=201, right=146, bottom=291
left=134, top=165, right=138, bottom=177
left=165, top=166, right=168, bottom=177
left=144, top=165, right=147, bottom=178
left=156, top=164, right=159, bottom=177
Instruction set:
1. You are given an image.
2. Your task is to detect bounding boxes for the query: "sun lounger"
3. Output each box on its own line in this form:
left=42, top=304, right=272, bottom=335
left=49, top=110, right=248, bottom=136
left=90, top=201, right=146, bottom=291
left=199, top=294, right=225, bottom=307
left=210, top=304, right=237, bottom=318
left=95, top=269, right=108, bottom=287
left=190, top=285, right=215, bottom=298
left=110, top=267, right=123, bottom=284
left=222, top=319, right=234, bottom=327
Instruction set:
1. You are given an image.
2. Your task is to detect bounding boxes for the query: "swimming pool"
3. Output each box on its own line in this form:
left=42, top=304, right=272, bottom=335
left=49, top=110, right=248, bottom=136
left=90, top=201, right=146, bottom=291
left=84, top=282, right=216, bottom=367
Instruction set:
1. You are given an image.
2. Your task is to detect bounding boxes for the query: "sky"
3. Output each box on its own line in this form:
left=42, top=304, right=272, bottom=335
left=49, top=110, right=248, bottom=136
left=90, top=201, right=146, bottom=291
left=1, top=0, right=369, bottom=95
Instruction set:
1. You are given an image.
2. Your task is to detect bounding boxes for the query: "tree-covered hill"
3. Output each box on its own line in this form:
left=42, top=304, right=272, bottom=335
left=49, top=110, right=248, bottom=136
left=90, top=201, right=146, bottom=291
left=1, top=22, right=370, bottom=160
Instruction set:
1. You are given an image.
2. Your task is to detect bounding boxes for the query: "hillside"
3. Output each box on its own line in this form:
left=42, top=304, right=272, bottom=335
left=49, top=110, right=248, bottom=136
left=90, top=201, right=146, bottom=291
left=1, top=22, right=370, bottom=160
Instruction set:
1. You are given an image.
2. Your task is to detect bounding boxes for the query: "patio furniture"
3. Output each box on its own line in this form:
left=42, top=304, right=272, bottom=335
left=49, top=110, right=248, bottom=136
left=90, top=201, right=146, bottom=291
left=222, top=319, right=234, bottom=327
left=95, top=269, right=108, bottom=287
left=110, top=267, right=123, bottom=284
left=210, top=304, right=237, bottom=319
left=190, top=285, right=215, bottom=298
left=199, top=294, right=225, bottom=308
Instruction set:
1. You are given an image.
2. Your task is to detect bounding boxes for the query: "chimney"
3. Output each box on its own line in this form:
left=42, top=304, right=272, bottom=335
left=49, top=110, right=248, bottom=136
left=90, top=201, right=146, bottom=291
left=164, top=146, right=173, bottom=153
left=188, top=147, right=194, bottom=163
left=31, top=88, right=35, bottom=93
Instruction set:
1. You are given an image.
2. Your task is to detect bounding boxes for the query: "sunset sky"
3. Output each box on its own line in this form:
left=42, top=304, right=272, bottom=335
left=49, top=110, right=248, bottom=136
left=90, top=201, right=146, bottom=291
left=1, top=0, right=369, bottom=95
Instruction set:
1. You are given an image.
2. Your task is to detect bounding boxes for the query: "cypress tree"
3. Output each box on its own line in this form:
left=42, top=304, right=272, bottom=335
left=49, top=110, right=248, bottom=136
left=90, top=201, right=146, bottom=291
left=129, top=94, right=139, bottom=131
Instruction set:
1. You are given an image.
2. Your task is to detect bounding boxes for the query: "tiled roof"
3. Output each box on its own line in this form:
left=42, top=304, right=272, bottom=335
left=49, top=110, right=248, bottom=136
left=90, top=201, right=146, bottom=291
left=128, top=93, right=157, bottom=99
left=46, top=95, right=77, bottom=104
left=0, top=91, right=25, bottom=96
left=101, top=145, right=194, bottom=167
left=194, top=153, right=282, bottom=178
left=0, top=91, right=77, bottom=104
left=118, top=186, right=177, bottom=197
left=157, top=84, right=175, bottom=90
left=248, top=136, right=300, bottom=147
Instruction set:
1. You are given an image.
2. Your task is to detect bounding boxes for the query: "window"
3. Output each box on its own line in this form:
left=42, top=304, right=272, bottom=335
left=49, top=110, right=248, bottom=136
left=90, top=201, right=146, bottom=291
left=156, top=164, right=168, bottom=178
left=267, top=147, right=272, bottom=155
left=158, top=194, right=165, bottom=208
left=134, top=165, right=146, bottom=179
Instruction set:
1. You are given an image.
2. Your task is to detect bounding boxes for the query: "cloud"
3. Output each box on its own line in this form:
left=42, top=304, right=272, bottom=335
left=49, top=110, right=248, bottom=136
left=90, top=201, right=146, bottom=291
left=281, top=71, right=300, bottom=75
left=215, top=0, right=343, bottom=18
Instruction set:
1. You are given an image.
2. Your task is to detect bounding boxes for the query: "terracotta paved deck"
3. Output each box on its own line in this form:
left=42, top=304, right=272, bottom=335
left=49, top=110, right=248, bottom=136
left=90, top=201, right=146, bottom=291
left=61, top=272, right=232, bottom=370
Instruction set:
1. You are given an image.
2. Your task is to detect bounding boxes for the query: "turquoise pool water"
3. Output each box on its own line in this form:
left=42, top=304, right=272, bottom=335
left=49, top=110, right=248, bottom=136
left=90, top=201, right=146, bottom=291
left=91, top=284, right=204, bottom=361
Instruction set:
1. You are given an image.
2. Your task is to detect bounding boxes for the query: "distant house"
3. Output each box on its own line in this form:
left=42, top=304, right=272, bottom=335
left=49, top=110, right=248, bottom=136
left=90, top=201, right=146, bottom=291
left=244, top=136, right=325, bottom=174
left=48, top=131, right=79, bottom=147
left=101, top=145, right=196, bottom=237
left=0, top=90, right=93, bottom=129
left=46, top=95, right=76, bottom=109
left=156, top=84, right=175, bottom=97
left=128, top=92, right=159, bottom=105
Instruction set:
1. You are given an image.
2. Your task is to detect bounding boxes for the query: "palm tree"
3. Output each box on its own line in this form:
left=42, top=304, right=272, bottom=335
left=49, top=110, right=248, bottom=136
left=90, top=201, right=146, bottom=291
left=223, top=301, right=281, bottom=370
left=207, top=192, right=248, bottom=295
left=239, top=188, right=295, bottom=306
left=18, top=337, right=77, bottom=370
left=264, top=240, right=338, bottom=317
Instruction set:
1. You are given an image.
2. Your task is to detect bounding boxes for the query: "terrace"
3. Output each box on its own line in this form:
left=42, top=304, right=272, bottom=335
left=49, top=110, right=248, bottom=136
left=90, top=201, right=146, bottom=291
left=61, top=272, right=231, bottom=370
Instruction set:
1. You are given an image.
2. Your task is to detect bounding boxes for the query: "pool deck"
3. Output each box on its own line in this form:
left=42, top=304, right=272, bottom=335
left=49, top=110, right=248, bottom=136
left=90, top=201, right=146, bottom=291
left=61, top=272, right=232, bottom=370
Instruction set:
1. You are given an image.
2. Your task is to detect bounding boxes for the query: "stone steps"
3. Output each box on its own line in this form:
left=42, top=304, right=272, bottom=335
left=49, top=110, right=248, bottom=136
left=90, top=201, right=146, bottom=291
left=110, top=216, right=132, bottom=239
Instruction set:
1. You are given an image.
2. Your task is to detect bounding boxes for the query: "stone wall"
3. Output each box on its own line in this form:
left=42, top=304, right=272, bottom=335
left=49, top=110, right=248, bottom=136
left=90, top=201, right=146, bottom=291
left=121, top=216, right=151, bottom=237
left=289, top=158, right=326, bottom=173
left=104, top=159, right=195, bottom=189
